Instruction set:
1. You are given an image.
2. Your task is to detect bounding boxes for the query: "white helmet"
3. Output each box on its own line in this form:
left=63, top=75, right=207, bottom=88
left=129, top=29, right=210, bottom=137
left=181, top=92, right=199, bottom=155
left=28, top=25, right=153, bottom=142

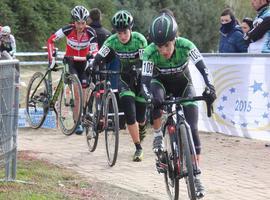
left=71, top=5, right=89, bottom=22
left=2, top=26, right=11, bottom=36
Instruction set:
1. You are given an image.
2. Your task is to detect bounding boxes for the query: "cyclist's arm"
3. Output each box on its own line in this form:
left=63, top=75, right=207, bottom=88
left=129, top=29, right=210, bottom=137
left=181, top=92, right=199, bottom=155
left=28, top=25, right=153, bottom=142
left=246, top=17, right=270, bottom=42
left=9, top=34, right=16, bottom=56
left=86, top=26, right=99, bottom=57
left=47, top=27, right=66, bottom=62
left=92, top=44, right=116, bottom=68
left=188, top=48, right=214, bottom=87
left=140, top=59, right=154, bottom=99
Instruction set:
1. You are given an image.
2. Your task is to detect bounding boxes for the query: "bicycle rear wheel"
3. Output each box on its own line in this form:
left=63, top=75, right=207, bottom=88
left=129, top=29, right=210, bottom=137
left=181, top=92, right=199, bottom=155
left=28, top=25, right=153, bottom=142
left=85, top=92, right=99, bottom=152
left=163, top=124, right=179, bottom=200
left=180, top=124, right=196, bottom=200
left=25, top=72, right=49, bottom=128
left=104, top=91, right=119, bottom=167
left=58, top=74, right=83, bottom=135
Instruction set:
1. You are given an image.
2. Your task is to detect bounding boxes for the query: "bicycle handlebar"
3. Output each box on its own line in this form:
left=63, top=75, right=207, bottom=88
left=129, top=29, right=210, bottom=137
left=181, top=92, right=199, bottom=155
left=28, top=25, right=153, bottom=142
left=159, top=96, right=213, bottom=117
left=64, top=56, right=87, bottom=61
left=93, top=70, right=122, bottom=75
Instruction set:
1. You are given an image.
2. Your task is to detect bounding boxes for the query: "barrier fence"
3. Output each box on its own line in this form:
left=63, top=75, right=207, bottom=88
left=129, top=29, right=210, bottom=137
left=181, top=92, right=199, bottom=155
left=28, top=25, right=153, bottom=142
left=14, top=52, right=270, bottom=142
left=191, top=54, right=270, bottom=141
left=0, top=59, right=20, bottom=181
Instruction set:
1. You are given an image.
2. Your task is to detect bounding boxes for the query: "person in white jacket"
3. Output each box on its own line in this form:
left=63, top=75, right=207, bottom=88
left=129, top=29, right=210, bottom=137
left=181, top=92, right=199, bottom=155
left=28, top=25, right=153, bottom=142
left=0, top=26, right=16, bottom=59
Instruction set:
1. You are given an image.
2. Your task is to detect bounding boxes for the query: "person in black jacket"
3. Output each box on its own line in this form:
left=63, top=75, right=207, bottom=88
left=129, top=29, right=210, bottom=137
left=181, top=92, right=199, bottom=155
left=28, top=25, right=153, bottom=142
left=88, top=8, right=111, bottom=48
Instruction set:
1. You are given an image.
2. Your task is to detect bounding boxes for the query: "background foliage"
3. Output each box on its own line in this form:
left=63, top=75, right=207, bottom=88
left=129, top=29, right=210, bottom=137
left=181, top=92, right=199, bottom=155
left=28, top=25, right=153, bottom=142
left=0, top=0, right=255, bottom=52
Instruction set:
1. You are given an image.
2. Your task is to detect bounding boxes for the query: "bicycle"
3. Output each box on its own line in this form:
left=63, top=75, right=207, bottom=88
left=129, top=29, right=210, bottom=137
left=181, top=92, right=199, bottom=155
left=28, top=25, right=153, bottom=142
left=153, top=89, right=213, bottom=200
left=82, top=69, right=121, bottom=167
left=25, top=48, right=84, bottom=135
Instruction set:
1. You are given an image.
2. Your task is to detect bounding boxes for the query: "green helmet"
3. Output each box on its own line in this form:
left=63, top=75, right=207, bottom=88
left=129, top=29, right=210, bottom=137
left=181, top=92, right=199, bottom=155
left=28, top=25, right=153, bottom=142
left=149, top=13, right=178, bottom=46
left=111, top=10, right=134, bottom=31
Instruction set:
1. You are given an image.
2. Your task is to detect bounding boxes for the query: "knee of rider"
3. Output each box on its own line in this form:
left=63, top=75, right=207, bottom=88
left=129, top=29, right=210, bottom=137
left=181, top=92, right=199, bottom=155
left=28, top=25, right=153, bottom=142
left=136, top=116, right=145, bottom=124
left=125, top=115, right=136, bottom=125
left=121, top=96, right=136, bottom=125
left=195, top=145, right=201, bottom=155
left=152, top=109, right=162, bottom=120
left=153, top=96, right=163, bottom=108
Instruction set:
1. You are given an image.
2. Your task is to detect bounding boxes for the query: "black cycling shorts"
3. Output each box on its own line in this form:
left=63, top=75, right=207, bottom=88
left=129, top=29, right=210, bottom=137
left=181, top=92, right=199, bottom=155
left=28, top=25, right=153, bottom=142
left=65, top=58, right=89, bottom=88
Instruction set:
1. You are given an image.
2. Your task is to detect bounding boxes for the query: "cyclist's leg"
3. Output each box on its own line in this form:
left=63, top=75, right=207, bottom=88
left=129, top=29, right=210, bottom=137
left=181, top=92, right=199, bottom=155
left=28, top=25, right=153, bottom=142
left=119, top=80, right=143, bottom=161
left=182, top=85, right=201, bottom=162
left=75, top=61, right=89, bottom=105
left=135, top=97, right=147, bottom=142
left=67, top=60, right=85, bottom=134
left=150, top=80, right=166, bottom=152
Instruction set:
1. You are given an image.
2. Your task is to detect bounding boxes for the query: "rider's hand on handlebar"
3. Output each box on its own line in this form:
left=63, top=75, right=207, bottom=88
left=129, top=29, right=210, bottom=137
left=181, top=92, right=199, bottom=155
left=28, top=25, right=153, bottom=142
left=203, top=84, right=217, bottom=104
left=85, top=59, right=95, bottom=75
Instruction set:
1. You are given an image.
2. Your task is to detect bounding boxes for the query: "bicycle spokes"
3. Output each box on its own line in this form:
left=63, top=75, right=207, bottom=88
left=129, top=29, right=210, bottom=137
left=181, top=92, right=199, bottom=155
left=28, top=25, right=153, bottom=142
left=25, top=72, right=49, bottom=129
left=58, top=74, right=83, bottom=135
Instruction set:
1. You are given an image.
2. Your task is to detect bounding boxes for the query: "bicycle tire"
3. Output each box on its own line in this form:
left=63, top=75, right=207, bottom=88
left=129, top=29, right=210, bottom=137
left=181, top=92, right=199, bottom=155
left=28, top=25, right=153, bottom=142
left=25, top=72, right=49, bottom=129
left=104, top=91, right=119, bottom=167
left=85, top=92, right=99, bottom=152
left=163, top=123, right=179, bottom=200
left=180, top=124, right=196, bottom=200
left=58, top=74, right=83, bottom=135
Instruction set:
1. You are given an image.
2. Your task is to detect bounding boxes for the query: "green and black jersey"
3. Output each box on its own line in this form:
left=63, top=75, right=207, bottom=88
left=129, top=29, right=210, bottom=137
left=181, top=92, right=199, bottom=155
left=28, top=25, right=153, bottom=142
left=96, top=31, right=147, bottom=99
left=141, top=37, right=212, bottom=89
left=103, top=31, right=147, bottom=72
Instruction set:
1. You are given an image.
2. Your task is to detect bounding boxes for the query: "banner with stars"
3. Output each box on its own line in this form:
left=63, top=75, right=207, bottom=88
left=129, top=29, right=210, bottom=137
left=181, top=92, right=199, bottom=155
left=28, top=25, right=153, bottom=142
left=190, top=54, right=270, bottom=141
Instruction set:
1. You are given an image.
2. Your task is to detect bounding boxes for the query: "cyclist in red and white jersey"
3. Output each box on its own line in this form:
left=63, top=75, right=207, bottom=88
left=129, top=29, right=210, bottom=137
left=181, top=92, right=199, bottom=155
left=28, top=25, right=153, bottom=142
left=47, top=5, right=98, bottom=134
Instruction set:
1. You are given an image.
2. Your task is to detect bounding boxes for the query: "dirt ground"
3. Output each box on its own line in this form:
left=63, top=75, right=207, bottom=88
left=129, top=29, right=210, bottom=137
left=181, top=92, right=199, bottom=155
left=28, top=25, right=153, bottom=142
left=16, top=66, right=270, bottom=199
left=17, top=127, right=270, bottom=200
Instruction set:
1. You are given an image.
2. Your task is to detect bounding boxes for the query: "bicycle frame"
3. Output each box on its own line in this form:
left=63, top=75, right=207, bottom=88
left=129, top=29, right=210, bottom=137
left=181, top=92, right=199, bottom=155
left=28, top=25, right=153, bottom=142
left=173, top=103, right=199, bottom=177
left=92, top=72, right=118, bottom=124
left=29, top=58, right=72, bottom=111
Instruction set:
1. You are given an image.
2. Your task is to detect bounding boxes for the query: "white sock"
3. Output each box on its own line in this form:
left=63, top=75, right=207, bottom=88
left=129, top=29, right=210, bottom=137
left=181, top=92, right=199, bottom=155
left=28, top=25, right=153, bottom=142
left=154, top=128, right=162, bottom=137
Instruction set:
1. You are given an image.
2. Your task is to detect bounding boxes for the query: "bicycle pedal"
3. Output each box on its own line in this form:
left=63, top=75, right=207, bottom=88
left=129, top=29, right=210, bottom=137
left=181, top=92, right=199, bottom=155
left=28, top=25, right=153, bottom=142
left=156, top=161, right=167, bottom=174
left=194, top=168, right=202, bottom=176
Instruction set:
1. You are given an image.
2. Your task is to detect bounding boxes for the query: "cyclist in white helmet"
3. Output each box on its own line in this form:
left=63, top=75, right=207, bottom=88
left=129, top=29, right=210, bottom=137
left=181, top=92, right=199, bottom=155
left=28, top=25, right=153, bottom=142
left=0, top=25, right=16, bottom=59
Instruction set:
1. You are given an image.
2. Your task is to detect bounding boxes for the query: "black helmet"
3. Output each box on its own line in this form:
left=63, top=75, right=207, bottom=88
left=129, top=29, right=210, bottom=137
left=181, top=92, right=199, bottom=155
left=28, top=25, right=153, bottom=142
left=71, top=5, right=89, bottom=21
left=111, top=10, right=134, bottom=31
left=149, top=13, right=178, bottom=46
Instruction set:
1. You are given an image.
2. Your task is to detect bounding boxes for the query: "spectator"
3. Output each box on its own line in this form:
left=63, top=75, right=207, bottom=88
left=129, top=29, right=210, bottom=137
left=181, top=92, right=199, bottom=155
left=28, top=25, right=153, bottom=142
left=241, top=17, right=254, bottom=34
left=219, top=8, right=248, bottom=53
left=244, top=0, right=270, bottom=53
left=0, top=26, right=16, bottom=59
left=88, top=8, right=111, bottom=48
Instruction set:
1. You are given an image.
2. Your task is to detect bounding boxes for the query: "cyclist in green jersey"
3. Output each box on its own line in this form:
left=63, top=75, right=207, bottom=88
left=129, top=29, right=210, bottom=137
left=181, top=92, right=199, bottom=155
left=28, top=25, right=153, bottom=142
left=141, top=13, right=217, bottom=198
left=87, top=10, right=148, bottom=162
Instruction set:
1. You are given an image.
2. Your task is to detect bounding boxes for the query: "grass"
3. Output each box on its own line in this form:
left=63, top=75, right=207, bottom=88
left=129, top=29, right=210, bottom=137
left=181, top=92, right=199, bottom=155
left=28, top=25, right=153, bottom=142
left=0, top=151, right=100, bottom=200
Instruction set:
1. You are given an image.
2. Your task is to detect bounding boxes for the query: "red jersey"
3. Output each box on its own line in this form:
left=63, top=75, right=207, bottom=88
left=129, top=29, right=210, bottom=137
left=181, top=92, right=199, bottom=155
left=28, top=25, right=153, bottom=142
left=47, top=24, right=98, bottom=61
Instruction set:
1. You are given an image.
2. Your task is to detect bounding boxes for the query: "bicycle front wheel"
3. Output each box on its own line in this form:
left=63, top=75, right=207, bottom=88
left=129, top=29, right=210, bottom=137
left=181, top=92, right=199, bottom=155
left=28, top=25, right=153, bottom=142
left=25, top=72, right=49, bottom=129
left=58, top=74, right=83, bottom=135
left=180, top=124, right=196, bottom=200
left=163, top=124, right=179, bottom=200
left=104, top=91, right=119, bottom=167
left=85, top=92, right=99, bottom=152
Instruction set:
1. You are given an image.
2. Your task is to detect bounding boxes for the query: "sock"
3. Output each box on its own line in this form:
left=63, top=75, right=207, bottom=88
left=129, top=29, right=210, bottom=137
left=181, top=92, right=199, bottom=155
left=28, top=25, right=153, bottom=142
left=154, top=127, right=162, bottom=137
left=135, top=142, right=142, bottom=150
